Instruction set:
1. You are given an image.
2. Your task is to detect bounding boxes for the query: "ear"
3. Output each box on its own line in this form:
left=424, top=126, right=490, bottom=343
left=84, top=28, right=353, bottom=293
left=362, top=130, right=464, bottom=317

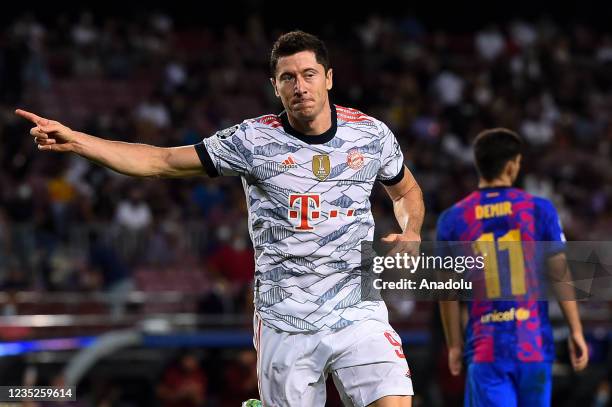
left=270, top=77, right=280, bottom=98
left=514, top=154, right=522, bottom=175
left=505, top=160, right=515, bottom=176
left=326, top=68, right=333, bottom=91
left=506, top=155, right=521, bottom=178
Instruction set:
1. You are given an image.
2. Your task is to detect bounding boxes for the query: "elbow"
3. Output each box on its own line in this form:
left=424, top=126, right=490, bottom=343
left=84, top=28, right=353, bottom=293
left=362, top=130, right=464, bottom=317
left=412, top=183, right=424, bottom=208
left=412, top=181, right=423, bottom=197
left=149, top=148, right=174, bottom=178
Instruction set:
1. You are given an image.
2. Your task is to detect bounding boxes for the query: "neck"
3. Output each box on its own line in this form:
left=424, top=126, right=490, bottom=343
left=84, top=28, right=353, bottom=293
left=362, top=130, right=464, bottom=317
left=478, top=178, right=513, bottom=188
left=286, top=101, right=332, bottom=135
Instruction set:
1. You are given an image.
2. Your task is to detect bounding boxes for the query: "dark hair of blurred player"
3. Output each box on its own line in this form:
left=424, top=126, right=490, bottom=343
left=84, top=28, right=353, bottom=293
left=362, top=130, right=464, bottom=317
left=473, top=128, right=524, bottom=183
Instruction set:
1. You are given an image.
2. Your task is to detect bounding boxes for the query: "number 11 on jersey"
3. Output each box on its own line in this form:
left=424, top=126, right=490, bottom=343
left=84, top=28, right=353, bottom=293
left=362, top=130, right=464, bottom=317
left=473, top=229, right=526, bottom=299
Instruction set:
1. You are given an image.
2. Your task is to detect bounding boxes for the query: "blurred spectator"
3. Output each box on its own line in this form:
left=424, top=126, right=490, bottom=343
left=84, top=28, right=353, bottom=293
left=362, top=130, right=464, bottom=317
left=47, top=166, right=77, bottom=239
left=114, top=188, right=152, bottom=264
left=136, top=92, right=171, bottom=129
left=509, top=20, right=538, bottom=50
left=207, top=225, right=254, bottom=287
left=596, top=35, right=612, bottom=62
left=0, top=30, right=27, bottom=104
left=593, top=380, right=610, bottom=407
left=71, top=12, right=98, bottom=47
left=157, top=350, right=207, bottom=407
left=1, top=268, right=29, bottom=316
left=520, top=96, right=555, bottom=146
left=219, top=350, right=258, bottom=405
left=475, top=24, right=506, bottom=61
left=433, top=69, right=464, bottom=107
left=87, top=229, right=133, bottom=319
left=0, top=208, right=10, bottom=273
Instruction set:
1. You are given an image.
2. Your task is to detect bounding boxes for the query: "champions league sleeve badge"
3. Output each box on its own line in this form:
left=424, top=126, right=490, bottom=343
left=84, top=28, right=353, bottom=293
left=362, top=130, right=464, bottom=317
left=216, top=124, right=239, bottom=140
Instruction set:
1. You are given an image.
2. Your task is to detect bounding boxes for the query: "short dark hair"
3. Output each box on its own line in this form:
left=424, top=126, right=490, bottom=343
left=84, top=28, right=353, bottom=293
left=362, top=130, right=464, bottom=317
left=270, top=30, right=330, bottom=76
left=473, top=128, right=524, bottom=181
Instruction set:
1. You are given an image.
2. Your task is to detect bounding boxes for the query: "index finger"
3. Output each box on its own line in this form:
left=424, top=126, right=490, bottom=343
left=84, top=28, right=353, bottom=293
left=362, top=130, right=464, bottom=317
left=15, top=109, right=47, bottom=125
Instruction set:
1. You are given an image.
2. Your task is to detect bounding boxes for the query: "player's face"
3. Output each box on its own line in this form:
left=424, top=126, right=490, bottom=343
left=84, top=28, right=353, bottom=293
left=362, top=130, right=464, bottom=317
left=271, top=50, right=333, bottom=121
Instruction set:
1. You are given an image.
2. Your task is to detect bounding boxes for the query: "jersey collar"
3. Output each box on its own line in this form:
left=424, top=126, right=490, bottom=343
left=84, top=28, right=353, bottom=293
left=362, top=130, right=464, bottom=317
left=478, top=185, right=513, bottom=190
left=279, top=104, right=337, bottom=145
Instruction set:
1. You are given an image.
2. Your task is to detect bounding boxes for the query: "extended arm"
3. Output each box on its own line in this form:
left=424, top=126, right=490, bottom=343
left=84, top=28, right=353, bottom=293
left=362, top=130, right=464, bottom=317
left=16, top=109, right=205, bottom=178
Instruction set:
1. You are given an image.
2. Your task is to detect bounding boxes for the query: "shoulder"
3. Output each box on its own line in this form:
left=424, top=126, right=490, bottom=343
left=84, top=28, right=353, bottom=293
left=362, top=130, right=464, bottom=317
left=509, top=188, right=554, bottom=212
left=508, top=190, right=560, bottom=225
left=532, top=195, right=558, bottom=215
left=437, top=205, right=461, bottom=239
left=455, top=191, right=481, bottom=210
left=437, top=207, right=454, bottom=226
left=438, top=204, right=462, bottom=226
left=438, top=198, right=469, bottom=232
left=248, top=114, right=283, bottom=129
left=217, top=114, right=282, bottom=144
left=335, top=104, right=379, bottom=128
left=437, top=192, right=481, bottom=237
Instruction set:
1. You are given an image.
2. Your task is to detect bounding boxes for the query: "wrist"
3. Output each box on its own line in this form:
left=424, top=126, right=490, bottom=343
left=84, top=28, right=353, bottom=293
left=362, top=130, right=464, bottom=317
left=71, top=130, right=86, bottom=154
left=570, top=328, right=584, bottom=337
left=401, top=229, right=421, bottom=240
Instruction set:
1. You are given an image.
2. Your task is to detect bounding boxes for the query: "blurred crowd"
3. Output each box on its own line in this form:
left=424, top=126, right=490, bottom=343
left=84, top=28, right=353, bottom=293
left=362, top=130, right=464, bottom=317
left=0, top=11, right=611, bottom=300
left=0, top=10, right=611, bottom=407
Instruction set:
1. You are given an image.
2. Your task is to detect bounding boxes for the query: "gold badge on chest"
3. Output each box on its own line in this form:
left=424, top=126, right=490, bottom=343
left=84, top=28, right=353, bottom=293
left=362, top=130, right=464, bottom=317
left=312, top=154, right=331, bottom=181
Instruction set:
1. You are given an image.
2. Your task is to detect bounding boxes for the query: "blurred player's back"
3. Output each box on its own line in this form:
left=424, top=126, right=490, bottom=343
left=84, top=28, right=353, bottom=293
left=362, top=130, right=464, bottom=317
left=437, top=186, right=565, bottom=364
left=436, top=128, right=572, bottom=407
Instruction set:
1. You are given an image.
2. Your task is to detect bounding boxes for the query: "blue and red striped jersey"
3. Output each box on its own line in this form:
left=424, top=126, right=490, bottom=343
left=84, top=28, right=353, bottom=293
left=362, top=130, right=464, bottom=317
left=437, top=186, right=566, bottom=363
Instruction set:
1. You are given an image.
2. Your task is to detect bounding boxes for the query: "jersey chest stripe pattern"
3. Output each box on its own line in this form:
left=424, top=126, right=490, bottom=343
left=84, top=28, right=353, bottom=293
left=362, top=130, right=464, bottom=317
left=200, top=105, right=404, bottom=332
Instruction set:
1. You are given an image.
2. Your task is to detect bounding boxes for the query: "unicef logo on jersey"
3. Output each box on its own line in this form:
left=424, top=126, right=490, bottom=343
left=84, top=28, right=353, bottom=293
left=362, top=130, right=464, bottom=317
left=480, top=307, right=530, bottom=324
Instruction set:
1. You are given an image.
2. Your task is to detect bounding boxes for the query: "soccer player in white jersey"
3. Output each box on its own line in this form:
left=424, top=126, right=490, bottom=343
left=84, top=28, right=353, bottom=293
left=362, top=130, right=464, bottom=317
left=17, top=31, right=424, bottom=407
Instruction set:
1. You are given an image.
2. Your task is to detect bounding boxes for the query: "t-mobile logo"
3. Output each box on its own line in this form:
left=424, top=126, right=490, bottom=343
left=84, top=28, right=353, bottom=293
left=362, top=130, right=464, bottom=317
left=288, top=194, right=320, bottom=231
left=288, top=194, right=355, bottom=231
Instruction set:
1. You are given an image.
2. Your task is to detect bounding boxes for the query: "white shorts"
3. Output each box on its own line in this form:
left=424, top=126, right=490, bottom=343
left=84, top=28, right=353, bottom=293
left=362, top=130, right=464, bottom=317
left=253, top=314, right=414, bottom=407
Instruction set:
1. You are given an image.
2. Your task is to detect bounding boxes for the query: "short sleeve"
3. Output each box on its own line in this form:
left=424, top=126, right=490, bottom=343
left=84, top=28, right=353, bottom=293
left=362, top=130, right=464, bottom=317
left=194, top=122, right=254, bottom=177
left=377, top=122, right=405, bottom=186
left=536, top=198, right=567, bottom=256
left=436, top=209, right=455, bottom=242
left=436, top=208, right=456, bottom=259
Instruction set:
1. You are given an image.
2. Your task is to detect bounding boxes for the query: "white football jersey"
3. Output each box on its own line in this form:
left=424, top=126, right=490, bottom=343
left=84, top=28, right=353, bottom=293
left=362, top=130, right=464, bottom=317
left=196, top=105, right=405, bottom=332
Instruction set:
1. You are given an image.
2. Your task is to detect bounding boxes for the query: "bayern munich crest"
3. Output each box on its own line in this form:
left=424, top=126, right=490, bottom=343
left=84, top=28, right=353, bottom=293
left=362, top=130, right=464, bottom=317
left=347, top=149, right=365, bottom=170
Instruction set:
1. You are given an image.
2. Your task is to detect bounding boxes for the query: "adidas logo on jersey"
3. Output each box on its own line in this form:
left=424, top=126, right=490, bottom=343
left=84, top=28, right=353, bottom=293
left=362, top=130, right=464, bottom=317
left=281, top=156, right=298, bottom=169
